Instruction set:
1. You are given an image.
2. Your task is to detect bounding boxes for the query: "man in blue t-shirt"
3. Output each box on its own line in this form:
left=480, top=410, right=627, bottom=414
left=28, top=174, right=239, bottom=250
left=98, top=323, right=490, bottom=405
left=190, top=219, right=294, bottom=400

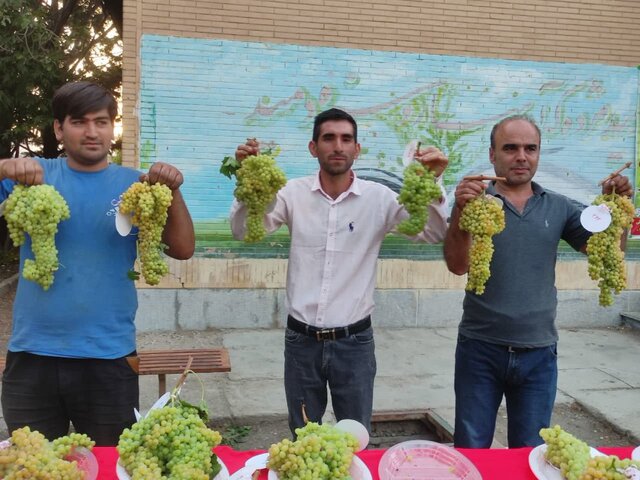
left=0, top=81, right=195, bottom=445
left=444, top=114, right=632, bottom=448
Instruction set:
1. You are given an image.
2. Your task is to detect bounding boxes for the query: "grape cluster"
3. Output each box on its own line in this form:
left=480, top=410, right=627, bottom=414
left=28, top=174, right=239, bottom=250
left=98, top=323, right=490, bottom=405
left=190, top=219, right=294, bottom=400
left=579, top=455, right=640, bottom=480
left=396, top=162, right=442, bottom=236
left=267, top=422, right=359, bottom=480
left=540, top=425, right=591, bottom=480
left=540, top=425, right=640, bottom=480
left=119, top=182, right=173, bottom=285
left=117, top=402, right=223, bottom=480
left=586, top=193, right=634, bottom=306
left=4, top=184, right=70, bottom=290
left=0, top=426, right=94, bottom=479
left=234, top=151, right=287, bottom=243
left=459, top=195, right=505, bottom=295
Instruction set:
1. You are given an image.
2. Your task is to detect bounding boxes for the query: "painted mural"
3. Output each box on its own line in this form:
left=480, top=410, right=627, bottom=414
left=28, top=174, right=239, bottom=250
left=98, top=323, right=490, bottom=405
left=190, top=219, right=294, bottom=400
left=138, top=35, right=639, bottom=258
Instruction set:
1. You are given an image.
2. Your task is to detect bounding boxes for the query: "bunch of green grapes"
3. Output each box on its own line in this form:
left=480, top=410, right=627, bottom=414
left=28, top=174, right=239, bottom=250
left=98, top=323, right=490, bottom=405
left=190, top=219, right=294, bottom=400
left=540, top=425, right=592, bottom=480
left=267, top=422, right=359, bottom=480
left=0, top=426, right=94, bottom=479
left=119, top=181, right=173, bottom=285
left=579, top=454, right=640, bottom=480
left=234, top=150, right=287, bottom=243
left=586, top=193, right=634, bottom=306
left=396, top=162, right=442, bottom=236
left=117, top=402, right=223, bottom=480
left=459, top=195, right=505, bottom=295
left=4, top=184, right=70, bottom=290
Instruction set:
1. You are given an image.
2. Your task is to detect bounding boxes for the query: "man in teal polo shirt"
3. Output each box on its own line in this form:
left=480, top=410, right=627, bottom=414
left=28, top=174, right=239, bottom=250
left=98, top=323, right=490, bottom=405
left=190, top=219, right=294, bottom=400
left=443, top=114, right=633, bottom=448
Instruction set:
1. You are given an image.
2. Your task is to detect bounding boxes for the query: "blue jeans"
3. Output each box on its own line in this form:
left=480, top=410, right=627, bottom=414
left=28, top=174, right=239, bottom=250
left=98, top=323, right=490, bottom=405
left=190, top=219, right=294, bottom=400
left=284, top=326, right=376, bottom=437
left=454, top=334, right=557, bottom=448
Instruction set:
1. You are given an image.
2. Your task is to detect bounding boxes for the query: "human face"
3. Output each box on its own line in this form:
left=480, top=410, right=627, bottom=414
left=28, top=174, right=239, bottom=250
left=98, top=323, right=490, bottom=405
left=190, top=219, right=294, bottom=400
left=308, top=119, right=361, bottom=177
left=54, top=108, right=114, bottom=171
left=489, top=119, right=540, bottom=187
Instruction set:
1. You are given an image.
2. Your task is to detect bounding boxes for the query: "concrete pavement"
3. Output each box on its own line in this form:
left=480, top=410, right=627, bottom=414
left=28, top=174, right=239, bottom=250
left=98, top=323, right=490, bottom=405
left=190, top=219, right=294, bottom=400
left=133, top=324, right=640, bottom=447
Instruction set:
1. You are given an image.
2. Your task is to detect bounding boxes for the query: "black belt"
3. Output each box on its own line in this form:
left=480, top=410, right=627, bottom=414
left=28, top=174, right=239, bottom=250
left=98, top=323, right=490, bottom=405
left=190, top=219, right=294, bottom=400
left=287, top=315, right=371, bottom=341
left=506, top=345, right=534, bottom=353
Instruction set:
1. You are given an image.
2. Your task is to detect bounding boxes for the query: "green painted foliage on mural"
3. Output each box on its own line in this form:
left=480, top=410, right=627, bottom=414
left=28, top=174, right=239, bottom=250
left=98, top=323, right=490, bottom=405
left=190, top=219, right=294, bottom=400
left=376, top=84, right=481, bottom=188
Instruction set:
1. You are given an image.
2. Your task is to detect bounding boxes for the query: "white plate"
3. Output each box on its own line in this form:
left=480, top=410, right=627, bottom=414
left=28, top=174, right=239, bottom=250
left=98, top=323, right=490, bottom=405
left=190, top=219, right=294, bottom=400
left=632, top=445, right=640, bottom=460
left=378, top=440, right=481, bottom=480
left=529, top=444, right=603, bottom=480
left=116, top=456, right=229, bottom=480
left=267, top=455, right=372, bottom=480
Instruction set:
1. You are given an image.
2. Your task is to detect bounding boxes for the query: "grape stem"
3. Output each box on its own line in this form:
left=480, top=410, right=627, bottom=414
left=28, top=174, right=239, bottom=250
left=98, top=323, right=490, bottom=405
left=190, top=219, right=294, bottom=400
left=598, top=161, right=631, bottom=186
left=171, top=356, right=194, bottom=399
left=463, top=174, right=507, bottom=182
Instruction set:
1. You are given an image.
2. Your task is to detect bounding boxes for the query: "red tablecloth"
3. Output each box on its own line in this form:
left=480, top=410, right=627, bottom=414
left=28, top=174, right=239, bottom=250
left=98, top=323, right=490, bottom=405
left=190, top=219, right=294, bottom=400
left=95, top=445, right=635, bottom=479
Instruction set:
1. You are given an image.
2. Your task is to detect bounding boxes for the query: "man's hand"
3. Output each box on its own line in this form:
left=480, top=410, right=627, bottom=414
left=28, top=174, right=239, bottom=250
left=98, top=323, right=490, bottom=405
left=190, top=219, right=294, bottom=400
left=235, top=138, right=260, bottom=163
left=415, top=146, right=448, bottom=178
left=454, top=178, right=487, bottom=211
left=602, top=175, right=633, bottom=197
left=0, top=158, right=44, bottom=185
left=141, top=162, right=184, bottom=191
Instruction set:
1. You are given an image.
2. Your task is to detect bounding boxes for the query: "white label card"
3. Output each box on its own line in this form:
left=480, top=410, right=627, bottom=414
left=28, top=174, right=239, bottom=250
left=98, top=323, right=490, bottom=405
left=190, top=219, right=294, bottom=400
left=115, top=209, right=133, bottom=236
left=580, top=204, right=612, bottom=233
left=402, top=140, right=419, bottom=166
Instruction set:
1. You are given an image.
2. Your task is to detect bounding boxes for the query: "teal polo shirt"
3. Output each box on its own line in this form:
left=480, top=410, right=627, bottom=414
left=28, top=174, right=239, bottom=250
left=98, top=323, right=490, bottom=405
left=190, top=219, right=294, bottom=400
left=458, top=181, right=592, bottom=348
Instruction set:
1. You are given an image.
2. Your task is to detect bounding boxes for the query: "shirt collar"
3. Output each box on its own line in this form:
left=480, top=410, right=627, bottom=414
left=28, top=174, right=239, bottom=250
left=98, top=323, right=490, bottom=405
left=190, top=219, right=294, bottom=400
left=487, top=180, right=545, bottom=197
left=311, top=170, right=361, bottom=199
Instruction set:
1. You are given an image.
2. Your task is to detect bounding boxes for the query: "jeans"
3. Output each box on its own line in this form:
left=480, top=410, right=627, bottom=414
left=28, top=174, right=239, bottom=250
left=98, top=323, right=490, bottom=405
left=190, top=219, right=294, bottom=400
left=284, top=326, right=376, bottom=437
left=454, top=334, right=557, bottom=448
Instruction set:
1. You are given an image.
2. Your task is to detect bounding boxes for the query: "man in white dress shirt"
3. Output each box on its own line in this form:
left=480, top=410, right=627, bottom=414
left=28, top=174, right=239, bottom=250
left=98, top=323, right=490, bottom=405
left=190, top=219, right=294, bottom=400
left=230, top=108, right=449, bottom=435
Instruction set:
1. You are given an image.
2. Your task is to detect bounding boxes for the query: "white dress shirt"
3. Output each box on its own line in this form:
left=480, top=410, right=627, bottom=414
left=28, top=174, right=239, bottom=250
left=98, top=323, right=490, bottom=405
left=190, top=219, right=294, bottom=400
left=230, top=171, right=449, bottom=328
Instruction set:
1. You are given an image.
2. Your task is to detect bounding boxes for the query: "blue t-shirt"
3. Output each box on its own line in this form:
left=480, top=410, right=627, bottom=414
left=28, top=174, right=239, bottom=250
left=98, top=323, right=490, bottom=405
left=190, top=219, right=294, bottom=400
left=0, top=158, right=141, bottom=359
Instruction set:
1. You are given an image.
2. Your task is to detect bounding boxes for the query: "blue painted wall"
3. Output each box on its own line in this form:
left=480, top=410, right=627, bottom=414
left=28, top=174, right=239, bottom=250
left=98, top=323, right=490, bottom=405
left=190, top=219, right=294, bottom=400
left=139, top=34, right=638, bottom=256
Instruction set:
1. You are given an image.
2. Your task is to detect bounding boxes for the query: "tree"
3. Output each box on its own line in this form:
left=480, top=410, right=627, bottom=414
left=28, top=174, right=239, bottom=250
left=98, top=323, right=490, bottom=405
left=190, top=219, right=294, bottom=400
left=0, top=0, right=122, bottom=159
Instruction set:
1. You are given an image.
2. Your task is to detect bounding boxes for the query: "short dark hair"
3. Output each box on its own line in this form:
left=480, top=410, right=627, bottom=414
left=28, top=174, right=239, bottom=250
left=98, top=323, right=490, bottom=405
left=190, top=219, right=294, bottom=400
left=312, top=108, right=358, bottom=142
left=52, top=81, right=118, bottom=124
left=490, top=114, right=541, bottom=149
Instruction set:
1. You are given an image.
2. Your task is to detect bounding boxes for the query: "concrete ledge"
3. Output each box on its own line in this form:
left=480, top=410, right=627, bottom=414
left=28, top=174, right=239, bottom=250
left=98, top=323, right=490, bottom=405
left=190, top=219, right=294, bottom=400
left=136, top=288, right=638, bottom=331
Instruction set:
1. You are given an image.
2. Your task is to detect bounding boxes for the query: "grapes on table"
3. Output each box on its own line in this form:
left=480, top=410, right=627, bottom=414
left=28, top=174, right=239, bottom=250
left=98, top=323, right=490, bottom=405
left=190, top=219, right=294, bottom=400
left=459, top=195, right=505, bottom=295
left=540, top=425, right=640, bottom=480
left=232, top=150, right=287, bottom=243
left=267, top=422, right=359, bottom=480
left=0, top=426, right=94, bottom=479
left=117, top=373, right=223, bottom=480
left=4, top=184, right=70, bottom=290
left=586, top=193, right=634, bottom=307
left=396, top=162, right=442, bottom=236
left=540, top=425, right=592, bottom=480
left=119, top=181, right=173, bottom=286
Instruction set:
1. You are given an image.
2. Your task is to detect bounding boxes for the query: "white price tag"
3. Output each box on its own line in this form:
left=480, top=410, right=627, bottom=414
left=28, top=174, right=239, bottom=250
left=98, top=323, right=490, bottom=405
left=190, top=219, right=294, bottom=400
left=402, top=140, right=419, bottom=166
left=115, top=209, right=133, bottom=236
left=580, top=204, right=612, bottom=232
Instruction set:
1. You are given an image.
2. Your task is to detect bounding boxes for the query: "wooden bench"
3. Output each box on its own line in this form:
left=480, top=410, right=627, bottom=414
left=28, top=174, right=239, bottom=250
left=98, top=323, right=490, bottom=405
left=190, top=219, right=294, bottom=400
left=0, top=348, right=231, bottom=397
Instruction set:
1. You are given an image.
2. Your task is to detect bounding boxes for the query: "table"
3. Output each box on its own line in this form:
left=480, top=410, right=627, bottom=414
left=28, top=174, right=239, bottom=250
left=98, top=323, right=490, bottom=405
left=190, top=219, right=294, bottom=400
left=94, top=445, right=635, bottom=479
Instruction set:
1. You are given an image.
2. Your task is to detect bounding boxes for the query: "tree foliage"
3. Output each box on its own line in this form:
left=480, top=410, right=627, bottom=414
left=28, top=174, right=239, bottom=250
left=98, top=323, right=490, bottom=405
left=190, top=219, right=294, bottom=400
left=0, top=0, right=122, bottom=158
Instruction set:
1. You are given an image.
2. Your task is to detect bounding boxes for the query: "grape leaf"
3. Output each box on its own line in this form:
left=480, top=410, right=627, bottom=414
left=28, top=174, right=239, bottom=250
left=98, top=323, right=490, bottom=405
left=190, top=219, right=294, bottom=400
left=127, top=270, right=140, bottom=280
left=176, top=397, right=209, bottom=423
left=220, top=156, right=240, bottom=179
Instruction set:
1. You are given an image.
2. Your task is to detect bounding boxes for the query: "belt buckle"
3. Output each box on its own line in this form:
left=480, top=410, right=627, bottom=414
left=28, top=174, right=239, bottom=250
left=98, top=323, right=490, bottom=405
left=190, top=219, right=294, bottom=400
left=316, top=329, right=336, bottom=341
